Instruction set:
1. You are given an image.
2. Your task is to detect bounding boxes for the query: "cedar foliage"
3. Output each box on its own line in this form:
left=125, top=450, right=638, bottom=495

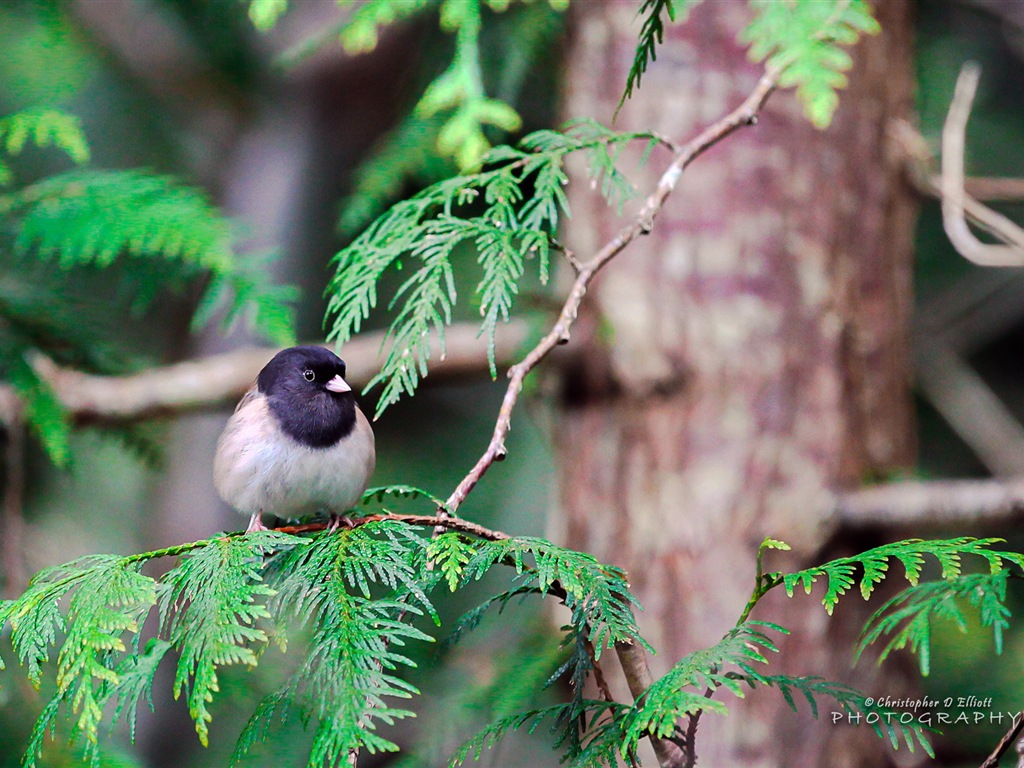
left=3, top=2, right=1014, bottom=767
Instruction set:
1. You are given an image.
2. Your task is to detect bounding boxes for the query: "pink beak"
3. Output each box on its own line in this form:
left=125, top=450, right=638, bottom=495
left=325, top=374, right=351, bottom=393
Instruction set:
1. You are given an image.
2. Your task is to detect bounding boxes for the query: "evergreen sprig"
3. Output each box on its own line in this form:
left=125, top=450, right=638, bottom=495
left=1, top=555, right=160, bottom=768
left=858, top=571, right=1017, bottom=676
left=449, top=700, right=627, bottom=768
left=239, top=524, right=438, bottom=764
left=0, top=131, right=297, bottom=462
left=0, top=108, right=90, bottom=185
left=159, top=532, right=300, bottom=746
left=740, top=0, right=880, bottom=128
left=618, top=0, right=701, bottom=115
left=620, top=622, right=779, bottom=751
left=621, top=622, right=932, bottom=758
left=778, top=537, right=1024, bottom=615
left=325, top=120, right=657, bottom=416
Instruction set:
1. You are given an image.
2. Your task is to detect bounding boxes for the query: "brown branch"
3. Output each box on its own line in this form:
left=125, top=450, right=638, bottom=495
left=941, top=63, right=1024, bottom=265
left=615, top=640, right=686, bottom=768
left=835, top=478, right=1024, bottom=529
left=274, top=512, right=510, bottom=541
left=979, top=711, right=1024, bottom=768
left=11, top=321, right=527, bottom=423
left=443, top=65, right=781, bottom=516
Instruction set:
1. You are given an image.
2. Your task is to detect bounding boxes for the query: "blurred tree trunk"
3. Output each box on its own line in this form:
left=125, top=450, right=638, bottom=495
left=555, top=2, right=919, bottom=765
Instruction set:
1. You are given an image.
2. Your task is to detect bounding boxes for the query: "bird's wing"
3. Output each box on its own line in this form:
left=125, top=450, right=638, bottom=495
left=233, top=383, right=259, bottom=414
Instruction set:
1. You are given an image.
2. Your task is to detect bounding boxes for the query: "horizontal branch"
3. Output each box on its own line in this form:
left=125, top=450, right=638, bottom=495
left=11, top=321, right=527, bottom=422
left=276, top=512, right=510, bottom=541
left=835, top=478, right=1024, bottom=529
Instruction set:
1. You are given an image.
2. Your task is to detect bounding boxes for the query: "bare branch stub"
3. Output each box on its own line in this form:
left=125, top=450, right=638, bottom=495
left=978, top=710, right=1024, bottom=768
left=941, top=63, right=1024, bottom=265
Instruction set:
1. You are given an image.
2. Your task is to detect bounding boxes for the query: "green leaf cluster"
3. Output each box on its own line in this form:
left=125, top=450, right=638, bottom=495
left=618, top=0, right=880, bottom=129
left=0, top=487, right=649, bottom=768
left=248, top=0, right=565, bottom=173
left=0, top=107, right=297, bottom=466
left=0, top=108, right=89, bottom=184
left=860, top=571, right=1017, bottom=677
left=618, top=0, right=700, bottom=114
left=621, top=622, right=931, bottom=757
left=326, top=120, right=656, bottom=416
left=740, top=0, right=880, bottom=128
left=778, top=537, right=1024, bottom=614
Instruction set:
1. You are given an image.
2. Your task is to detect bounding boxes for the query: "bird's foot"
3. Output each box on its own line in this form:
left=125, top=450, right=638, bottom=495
left=246, top=513, right=269, bottom=533
left=326, top=513, right=356, bottom=533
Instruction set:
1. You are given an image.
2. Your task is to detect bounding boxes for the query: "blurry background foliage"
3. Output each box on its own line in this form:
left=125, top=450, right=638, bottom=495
left=0, top=0, right=1021, bottom=767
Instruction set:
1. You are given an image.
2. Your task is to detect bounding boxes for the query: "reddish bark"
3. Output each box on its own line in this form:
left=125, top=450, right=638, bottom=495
left=555, top=2, right=919, bottom=764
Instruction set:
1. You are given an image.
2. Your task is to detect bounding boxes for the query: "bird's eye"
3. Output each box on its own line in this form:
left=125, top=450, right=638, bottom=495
left=302, top=369, right=315, bottom=382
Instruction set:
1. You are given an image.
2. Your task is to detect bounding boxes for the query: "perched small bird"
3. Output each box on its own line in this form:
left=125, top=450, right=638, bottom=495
left=214, top=346, right=375, bottom=533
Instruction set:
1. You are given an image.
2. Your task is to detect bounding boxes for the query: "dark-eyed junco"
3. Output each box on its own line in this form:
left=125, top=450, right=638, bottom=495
left=214, top=345, right=376, bottom=533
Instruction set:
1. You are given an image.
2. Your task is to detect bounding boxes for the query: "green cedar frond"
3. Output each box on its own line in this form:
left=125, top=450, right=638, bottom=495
left=618, top=0, right=701, bottom=115
left=465, top=536, right=649, bottom=655
left=326, top=123, right=654, bottom=416
left=779, top=537, right=1024, bottom=615
left=740, top=0, right=880, bottom=128
left=4, top=556, right=126, bottom=690
left=428, top=532, right=478, bottom=592
left=247, top=0, right=289, bottom=31
left=620, top=622, right=780, bottom=752
left=338, top=1, right=563, bottom=236
left=243, top=527, right=437, bottom=765
left=338, top=0, right=436, bottom=55
left=621, top=623, right=933, bottom=758
left=448, top=700, right=626, bottom=768
left=6, top=169, right=233, bottom=271
left=0, top=108, right=90, bottom=170
left=5, top=555, right=158, bottom=768
left=754, top=675, right=933, bottom=756
left=858, top=572, right=1015, bottom=677
left=3, top=167, right=297, bottom=345
left=159, top=532, right=301, bottom=746
left=6, top=353, right=72, bottom=467
left=462, top=536, right=649, bottom=758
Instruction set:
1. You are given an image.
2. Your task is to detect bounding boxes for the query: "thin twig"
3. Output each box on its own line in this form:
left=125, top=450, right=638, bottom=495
left=681, top=687, right=716, bottom=768
left=891, top=119, right=1024, bottom=251
left=443, top=65, right=781, bottom=516
left=941, top=63, right=1024, bottom=265
left=980, top=711, right=1024, bottom=768
left=274, top=512, right=510, bottom=541
left=585, top=636, right=616, bottom=703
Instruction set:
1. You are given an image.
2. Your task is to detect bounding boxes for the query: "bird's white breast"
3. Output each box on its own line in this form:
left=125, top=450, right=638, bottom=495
left=213, top=394, right=375, bottom=520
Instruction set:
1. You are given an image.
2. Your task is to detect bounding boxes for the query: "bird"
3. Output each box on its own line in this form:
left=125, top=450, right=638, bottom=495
left=214, top=345, right=376, bottom=533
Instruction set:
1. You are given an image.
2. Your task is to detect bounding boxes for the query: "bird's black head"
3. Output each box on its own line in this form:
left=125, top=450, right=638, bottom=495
left=258, top=346, right=356, bottom=448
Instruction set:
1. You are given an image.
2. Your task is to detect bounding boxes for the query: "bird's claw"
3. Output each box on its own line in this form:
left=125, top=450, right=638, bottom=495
left=327, top=513, right=355, bottom=533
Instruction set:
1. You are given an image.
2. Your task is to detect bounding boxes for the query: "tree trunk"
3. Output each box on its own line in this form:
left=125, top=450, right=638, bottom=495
left=555, top=2, right=919, bottom=765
